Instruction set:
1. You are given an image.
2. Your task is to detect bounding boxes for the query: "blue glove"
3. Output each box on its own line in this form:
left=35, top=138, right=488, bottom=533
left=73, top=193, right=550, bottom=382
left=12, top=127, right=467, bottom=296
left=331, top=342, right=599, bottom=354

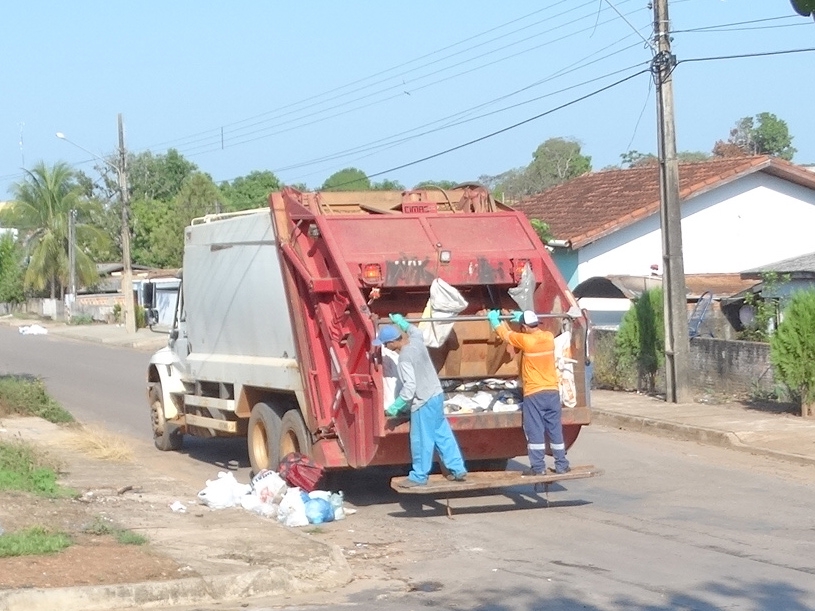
left=510, top=310, right=523, bottom=323
left=487, top=310, right=501, bottom=329
left=389, top=313, right=410, bottom=332
left=385, top=396, right=408, bottom=417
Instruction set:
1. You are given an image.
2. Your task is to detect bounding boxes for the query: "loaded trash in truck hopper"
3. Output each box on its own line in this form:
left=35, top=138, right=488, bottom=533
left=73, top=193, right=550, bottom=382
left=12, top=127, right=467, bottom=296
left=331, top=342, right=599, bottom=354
left=145, top=184, right=597, bottom=493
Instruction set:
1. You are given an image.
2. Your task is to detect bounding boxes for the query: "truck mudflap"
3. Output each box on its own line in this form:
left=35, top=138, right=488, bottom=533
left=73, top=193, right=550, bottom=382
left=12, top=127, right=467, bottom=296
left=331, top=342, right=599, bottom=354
left=390, top=464, right=603, bottom=495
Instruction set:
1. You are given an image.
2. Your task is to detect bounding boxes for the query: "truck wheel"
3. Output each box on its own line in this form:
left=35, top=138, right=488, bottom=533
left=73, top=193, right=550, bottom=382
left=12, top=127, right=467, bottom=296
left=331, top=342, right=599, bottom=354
left=248, top=402, right=283, bottom=473
left=280, top=409, right=312, bottom=458
left=149, top=383, right=182, bottom=452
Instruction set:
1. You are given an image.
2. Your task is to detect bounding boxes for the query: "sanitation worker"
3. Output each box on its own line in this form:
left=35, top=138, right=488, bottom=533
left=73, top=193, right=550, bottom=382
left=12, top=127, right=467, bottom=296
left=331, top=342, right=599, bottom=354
left=373, top=313, right=467, bottom=488
left=487, top=309, right=570, bottom=475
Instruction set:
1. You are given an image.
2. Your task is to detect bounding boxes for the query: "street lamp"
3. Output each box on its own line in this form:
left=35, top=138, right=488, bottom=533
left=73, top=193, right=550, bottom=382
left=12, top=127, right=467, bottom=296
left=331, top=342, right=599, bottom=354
left=56, top=114, right=137, bottom=335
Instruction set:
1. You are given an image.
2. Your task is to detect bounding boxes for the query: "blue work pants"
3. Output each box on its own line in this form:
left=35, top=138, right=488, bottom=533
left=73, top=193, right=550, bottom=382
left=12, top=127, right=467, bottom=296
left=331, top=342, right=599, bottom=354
left=408, top=393, right=467, bottom=484
left=522, top=389, right=569, bottom=473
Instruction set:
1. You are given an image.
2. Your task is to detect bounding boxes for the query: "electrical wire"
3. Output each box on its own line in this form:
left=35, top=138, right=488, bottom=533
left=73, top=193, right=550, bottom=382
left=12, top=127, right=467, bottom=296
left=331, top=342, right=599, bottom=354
left=679, top=47, right=815, bottom=64
left=673, top=15, right=799, bottom=33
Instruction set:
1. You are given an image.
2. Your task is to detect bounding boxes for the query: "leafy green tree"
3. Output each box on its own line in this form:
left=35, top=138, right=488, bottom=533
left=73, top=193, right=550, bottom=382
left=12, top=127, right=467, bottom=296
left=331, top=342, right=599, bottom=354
left=791, top=0, right=815, bottom=19
left=615, top=288, right=664, bottom=393
left=219, top=170, right=281, bottom=211
left=414, top=180, right=459, bottom=190
left=0, top=233, right=25, bottom=304
left=620, top=150, right=710, bottom=168
left=487, top=137, right=592, bottom=201
left=127, top=149, right=199, bottom=202
left=175, top=172, right=225, bottom=223
left=4, top=162, right=107, bottom=297
left=372, top=179, right=405, bottom=191
left=130, top=198, right=183, bottom=269
left=530, top=219, right=553, bottom=244
left=713, top=113, right=797, bottom=160
left=321, top=168, right=371, bottom=191
left=770, top=289, right=815, bottom=417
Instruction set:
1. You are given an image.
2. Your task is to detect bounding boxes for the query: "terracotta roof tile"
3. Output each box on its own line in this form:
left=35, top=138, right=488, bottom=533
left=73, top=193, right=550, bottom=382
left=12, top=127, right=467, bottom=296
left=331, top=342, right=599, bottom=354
left=513, top=156, right=815, bottom=249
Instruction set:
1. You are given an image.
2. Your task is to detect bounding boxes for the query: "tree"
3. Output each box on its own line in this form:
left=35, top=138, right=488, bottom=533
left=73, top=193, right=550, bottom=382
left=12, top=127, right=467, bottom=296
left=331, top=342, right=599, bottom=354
left=175, top=173, right=225, bottom=224
left=530, top=219, right=553, bottom=244
left=414, top=180, right=459, bottom=190
left=620, top=150, right=710, bottom=168
left=321, top=168, right=371, bottom=191
left=372, top=179, right=405, bottom=191
left=790, top=0, right=815, bottom=19
left=219, top=170, right=281, bottom=211
left=770, top=289, right=815, bottom=417
left=713, top=113, right=797, bottom=160
left=130, top=198, right=183, bottom=269
left=0, top=233, right=25, bottom=304
left=615, top=288, right=664, bottom=393
left=4, top=162, right=107, bottom=297
left=126, top=149, right=199, bottom=202
left=488, top=137, right=592, bottom=202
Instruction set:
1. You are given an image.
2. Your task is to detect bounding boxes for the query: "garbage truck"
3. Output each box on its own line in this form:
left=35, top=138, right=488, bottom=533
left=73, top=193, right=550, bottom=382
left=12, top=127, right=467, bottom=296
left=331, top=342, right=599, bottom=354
left=145, top=185, right=593, bottom=478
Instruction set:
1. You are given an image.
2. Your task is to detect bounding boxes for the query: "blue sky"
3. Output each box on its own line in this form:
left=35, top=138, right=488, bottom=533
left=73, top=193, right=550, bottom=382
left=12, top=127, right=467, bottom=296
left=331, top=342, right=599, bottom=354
left=2, top=1, right=813, bottom=198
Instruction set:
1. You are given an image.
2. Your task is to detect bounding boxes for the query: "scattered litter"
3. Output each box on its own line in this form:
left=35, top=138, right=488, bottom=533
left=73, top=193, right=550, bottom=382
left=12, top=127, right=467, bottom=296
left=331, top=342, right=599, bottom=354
left=193, top=468, right=354, bottom=527
left=169, top=501, right=187, bottom=513
left=197, top=471, right=251, bottom=509
left=18, top=324, right=48, bottom=335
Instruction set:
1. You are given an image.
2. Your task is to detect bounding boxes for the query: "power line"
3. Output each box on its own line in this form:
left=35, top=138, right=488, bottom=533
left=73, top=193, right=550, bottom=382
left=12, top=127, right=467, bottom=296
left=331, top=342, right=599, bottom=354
left=180, top=3, right=648, bottom=157
left=673, top=15, right=799, bottom=33
left=334, top=69, right=649, bottom=187
left=679, top=47, right=815, bottom=64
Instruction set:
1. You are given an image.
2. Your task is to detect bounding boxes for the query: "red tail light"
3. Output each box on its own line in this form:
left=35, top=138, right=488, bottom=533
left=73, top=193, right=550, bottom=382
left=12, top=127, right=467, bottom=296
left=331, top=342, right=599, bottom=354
left=361, top=263, right=383, bottom=285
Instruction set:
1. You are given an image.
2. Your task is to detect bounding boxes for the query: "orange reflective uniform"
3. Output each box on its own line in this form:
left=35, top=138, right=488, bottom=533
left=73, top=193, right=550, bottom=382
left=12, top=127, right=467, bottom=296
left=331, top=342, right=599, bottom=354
left=495, top=324, right=557, bottom=396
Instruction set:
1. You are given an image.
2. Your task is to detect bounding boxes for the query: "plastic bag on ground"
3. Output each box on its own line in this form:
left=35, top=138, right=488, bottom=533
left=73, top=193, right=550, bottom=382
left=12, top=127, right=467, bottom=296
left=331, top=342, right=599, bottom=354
left=330, top=492, right=346, bottom=521
left=304, top=497, right=334, bottom=524
left=278, top=487, right=309, bottom=527
left=251, top=469, right=287, bottom=504
left=197, top=471, right=251, bottom=509
left=419, top=278, right=468, bottom=348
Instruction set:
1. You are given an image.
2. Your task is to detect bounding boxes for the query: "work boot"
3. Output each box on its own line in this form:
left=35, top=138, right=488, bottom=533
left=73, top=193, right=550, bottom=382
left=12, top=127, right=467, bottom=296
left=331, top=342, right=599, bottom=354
left=445, top=472, right=467, bottom=482
left=398, top=477, right=425, bottom=488
left=547, top=466, right=571, bottom=475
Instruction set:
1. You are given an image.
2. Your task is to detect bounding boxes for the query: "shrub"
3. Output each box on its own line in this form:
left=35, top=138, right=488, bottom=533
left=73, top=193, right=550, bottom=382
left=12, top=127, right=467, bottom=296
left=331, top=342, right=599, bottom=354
left=68, top=313, right=94, bottom=326
left=591, top=330, right=636, bottom=390
left=770, top=289, right=815, bottom=417
left=0, top=376, right=74, bottom=423
left=615, top=288, right=664, bottom=393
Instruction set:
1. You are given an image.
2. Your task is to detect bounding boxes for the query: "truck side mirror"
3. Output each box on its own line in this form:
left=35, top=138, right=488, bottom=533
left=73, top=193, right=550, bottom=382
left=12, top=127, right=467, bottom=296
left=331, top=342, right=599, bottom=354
left=142, top=282, right=156, bottom=309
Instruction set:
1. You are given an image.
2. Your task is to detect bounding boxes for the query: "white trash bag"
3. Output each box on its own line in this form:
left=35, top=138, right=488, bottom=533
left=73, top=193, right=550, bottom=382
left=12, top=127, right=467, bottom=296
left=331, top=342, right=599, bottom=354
left=197, top=471, right=251, bottom=510
left=554, top=331, right=578, bottom=408
left=277, top=487, right=309, bottom=528
left=419, top=278, right=468, bottom=348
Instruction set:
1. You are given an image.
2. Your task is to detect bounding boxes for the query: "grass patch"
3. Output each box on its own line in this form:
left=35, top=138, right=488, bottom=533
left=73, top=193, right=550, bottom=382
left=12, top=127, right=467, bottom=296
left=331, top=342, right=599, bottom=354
left=0, top=439, right=73, bottom=497
left=0, top=375, right=74, bottom=423
left=65, top=425, right=133, bottom=462
left=0, top=526, right=72, bottom=558
left=83, top=516, right=147, bottom=545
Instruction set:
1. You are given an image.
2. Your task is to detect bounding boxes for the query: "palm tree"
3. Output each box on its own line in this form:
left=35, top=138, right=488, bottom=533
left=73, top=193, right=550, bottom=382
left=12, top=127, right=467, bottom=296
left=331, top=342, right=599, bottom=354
left=4, top=161, right=109, bottom=298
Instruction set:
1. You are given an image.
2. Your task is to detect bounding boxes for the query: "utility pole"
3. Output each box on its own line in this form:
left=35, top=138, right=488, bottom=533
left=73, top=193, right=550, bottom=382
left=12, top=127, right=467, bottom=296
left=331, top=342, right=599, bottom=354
left=653, top=0, right=692, bottom=403
left=67, top=209, right=76, bottom=320
left=118, top=114, right=137, bottom=335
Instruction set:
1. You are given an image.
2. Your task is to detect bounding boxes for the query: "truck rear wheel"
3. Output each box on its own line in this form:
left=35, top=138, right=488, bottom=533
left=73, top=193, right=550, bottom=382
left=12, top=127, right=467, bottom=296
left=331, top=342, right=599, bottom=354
left=149, top=382, right=182, bottom=452
left=280, top=409, right=312, bottom=457
left=248, top=402, right=283, bottom=473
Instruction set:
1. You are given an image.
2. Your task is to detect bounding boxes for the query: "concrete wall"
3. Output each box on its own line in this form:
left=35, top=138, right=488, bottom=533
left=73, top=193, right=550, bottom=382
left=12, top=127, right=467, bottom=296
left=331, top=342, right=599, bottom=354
left=689, top=337, right=775, bottom=395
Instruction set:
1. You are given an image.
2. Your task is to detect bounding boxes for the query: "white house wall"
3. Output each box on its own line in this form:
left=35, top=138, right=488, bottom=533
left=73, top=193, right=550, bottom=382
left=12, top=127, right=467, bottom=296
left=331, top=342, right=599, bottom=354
left=576, top=173, right=815, bottom=283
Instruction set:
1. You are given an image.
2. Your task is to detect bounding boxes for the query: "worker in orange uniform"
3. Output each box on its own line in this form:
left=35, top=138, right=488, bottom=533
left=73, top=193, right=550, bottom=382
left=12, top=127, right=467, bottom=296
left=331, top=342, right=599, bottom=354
left=487, top=309, right=570, bottom=475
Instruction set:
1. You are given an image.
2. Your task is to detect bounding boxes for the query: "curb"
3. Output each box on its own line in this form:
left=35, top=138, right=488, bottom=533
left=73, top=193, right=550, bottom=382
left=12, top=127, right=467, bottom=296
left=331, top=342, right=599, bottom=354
left=0, top=546, right=351, bottom=611
left=592, top=410, right=815, bottom=468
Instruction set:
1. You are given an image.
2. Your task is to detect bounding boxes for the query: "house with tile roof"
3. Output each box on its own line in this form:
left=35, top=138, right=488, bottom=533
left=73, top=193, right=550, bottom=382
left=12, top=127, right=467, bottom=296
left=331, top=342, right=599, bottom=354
left=513, top=156, right=815, bottom=290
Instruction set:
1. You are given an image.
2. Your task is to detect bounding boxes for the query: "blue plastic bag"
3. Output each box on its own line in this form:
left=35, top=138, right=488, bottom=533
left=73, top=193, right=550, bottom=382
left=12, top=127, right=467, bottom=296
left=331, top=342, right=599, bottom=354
left=304, top=497, right=334, bottom=524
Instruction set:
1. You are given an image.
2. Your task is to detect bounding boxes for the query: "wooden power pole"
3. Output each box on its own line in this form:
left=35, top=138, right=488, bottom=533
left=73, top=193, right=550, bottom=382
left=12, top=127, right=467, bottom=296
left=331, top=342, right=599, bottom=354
left=653, top=0, right=692, bottom=403
left=118, top=114, right=137, bottom=335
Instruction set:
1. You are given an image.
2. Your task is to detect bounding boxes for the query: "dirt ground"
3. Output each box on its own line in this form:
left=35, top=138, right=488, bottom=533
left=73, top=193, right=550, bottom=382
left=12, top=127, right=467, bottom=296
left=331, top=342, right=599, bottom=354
left=0, top=489, right=191, bottom=590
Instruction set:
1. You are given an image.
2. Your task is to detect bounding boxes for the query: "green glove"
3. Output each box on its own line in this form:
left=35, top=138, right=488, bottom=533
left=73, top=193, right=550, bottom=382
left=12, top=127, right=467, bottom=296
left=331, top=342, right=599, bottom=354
left=389, top=313, right=410, bottom=332
left=510, top=310, right=523, bottom=323
left=385, top=396, right=408, bottom=417
left=487, top=310, right=501, bottom=329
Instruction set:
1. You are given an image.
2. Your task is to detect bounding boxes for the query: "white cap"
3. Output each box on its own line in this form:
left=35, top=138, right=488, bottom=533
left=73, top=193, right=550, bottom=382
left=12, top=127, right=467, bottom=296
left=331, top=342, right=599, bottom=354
left=522, top=310, right=539, bottom=326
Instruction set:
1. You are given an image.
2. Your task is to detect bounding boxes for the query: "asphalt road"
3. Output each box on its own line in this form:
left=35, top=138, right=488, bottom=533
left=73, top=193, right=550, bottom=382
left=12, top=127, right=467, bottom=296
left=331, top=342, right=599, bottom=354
left=3, top=325, right=815, bottom=611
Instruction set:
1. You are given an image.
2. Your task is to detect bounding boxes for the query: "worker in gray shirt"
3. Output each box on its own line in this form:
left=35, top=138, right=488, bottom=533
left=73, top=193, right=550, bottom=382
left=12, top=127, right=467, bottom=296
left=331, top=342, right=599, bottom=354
left=373, top=313, right=467, bottom=488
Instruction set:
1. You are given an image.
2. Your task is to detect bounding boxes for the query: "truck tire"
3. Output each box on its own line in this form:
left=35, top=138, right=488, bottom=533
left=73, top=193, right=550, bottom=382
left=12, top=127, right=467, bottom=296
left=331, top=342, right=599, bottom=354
left=248, top=402, right=283, bottom=473
left=280, top=409, right=312, bottom=457
left=149, top=382, right=183, bottom=452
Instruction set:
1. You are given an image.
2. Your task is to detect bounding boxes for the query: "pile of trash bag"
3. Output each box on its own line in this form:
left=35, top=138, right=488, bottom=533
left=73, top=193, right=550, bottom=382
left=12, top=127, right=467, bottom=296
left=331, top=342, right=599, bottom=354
left=196, top=470, right=354, bottom=528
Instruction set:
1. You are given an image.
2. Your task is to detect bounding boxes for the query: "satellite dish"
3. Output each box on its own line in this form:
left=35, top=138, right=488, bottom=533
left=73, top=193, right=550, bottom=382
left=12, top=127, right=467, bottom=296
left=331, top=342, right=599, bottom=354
left=739, top=305, right=755, bottom=326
